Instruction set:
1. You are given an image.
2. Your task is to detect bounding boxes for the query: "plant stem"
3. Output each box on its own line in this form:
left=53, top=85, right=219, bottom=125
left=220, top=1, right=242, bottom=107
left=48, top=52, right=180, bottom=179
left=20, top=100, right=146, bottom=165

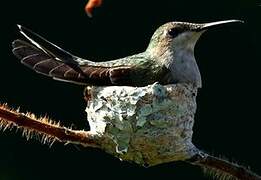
left=0, top=104, right=100, bottom=147
left=187, top=151, right=261, bottom=180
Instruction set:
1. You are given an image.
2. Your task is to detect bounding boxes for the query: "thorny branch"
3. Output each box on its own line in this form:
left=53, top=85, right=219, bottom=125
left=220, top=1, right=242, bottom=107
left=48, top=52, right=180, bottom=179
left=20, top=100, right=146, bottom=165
left=187, top=152, right=261, bottom=180
left=0, top=102, right=260, bottom=180
left=0, top=103, right=100, bottom=147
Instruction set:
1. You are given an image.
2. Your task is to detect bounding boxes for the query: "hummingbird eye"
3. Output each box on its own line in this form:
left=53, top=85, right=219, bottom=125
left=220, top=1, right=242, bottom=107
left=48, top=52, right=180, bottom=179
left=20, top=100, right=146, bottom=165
left=168, top=28, right=180, bottom=38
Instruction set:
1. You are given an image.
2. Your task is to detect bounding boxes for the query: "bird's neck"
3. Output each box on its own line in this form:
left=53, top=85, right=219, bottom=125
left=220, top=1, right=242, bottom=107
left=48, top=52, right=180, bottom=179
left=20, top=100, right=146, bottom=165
left=147, top=45, right=202, bottom=88
left=171, top=46, right=202, bottom=88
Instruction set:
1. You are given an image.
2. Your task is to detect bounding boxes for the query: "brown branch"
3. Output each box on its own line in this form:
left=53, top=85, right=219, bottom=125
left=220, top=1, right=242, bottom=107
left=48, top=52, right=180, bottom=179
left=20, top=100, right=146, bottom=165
left=187, top=151, right=261, bottom=180
left=0, top=104, right=101, bottom=148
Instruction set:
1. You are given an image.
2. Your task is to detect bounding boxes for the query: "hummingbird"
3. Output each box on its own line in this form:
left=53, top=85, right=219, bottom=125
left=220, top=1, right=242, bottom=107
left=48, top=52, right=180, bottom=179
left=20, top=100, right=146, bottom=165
left=12, top=20, right=243, bottom=87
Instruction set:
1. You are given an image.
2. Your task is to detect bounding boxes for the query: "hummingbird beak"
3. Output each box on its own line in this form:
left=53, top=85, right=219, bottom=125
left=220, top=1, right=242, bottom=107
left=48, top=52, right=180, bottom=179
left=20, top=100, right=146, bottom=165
left=197, top=19, right=244, bottom=31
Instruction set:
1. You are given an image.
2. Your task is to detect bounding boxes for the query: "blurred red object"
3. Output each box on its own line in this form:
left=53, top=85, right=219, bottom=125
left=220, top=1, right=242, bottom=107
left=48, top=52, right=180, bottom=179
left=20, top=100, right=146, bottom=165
left=85, top=0, right=103, bottom=17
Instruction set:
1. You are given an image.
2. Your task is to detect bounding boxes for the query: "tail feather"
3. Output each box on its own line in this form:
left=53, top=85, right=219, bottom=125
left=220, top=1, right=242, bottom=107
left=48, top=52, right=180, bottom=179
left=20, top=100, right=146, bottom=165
left=12, top=25, right=137, bottom=86
left=17, top=25, right=89, bottom=76
left=17, top=24, right=76, bottom=64
left=12, top=39, right=86, bottom=84
left=12, top=40, right=44, bottom=60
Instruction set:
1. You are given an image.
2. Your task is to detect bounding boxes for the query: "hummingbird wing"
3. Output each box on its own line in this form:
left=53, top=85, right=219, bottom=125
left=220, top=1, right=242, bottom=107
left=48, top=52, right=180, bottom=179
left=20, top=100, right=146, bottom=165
left=12, top=25, right=139, bottom=86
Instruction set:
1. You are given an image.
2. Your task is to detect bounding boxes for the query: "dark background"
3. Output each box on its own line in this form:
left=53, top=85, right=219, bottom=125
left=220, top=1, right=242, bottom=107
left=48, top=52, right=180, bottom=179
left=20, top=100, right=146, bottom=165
left=0, top=0, right=261, bottom=179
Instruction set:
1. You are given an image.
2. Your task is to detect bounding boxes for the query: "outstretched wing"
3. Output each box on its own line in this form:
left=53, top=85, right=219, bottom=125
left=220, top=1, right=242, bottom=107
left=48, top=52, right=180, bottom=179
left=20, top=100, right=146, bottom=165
left=12, top=25, right=136, bottom=86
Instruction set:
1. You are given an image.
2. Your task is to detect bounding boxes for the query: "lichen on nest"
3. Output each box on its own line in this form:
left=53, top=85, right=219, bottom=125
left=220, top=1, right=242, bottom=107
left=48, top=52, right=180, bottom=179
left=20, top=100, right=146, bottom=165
left=85, top=82, right=198, bottom=166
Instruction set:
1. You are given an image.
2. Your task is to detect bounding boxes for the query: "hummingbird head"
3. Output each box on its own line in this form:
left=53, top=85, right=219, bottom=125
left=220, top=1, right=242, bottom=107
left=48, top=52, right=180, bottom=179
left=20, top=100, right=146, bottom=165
left=146, top=20, right=243, bottom=87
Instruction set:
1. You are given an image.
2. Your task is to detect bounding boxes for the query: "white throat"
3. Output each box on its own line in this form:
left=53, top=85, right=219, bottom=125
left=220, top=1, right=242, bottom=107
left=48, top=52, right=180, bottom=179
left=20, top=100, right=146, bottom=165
left=165, top=32, right=203, bottom=88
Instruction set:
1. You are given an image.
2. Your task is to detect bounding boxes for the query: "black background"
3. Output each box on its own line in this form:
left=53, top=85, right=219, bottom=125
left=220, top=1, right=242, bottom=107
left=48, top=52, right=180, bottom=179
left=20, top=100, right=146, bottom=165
left=0, top=0, right=261, bottom=179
